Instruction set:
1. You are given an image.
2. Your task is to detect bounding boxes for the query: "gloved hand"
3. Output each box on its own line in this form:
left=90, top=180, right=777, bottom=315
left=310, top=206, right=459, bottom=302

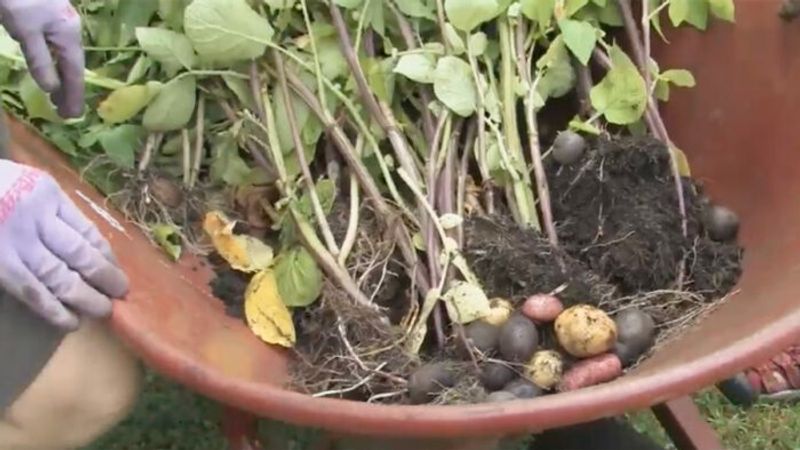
left=0, top=0, right=84, bottom=118
left=0, top=160, right=128, bottom=330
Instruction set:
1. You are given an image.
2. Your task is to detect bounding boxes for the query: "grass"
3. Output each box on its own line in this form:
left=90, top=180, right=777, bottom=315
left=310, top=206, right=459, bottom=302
left=83, top=373, right=800, bottom=450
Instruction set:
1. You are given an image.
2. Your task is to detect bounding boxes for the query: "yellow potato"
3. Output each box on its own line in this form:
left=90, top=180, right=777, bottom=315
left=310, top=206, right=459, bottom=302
left=554, top=305, right=617, bottom=358
left=482, top=298, right=514, bottom=326
left=525, top=350, right=564, bottom=390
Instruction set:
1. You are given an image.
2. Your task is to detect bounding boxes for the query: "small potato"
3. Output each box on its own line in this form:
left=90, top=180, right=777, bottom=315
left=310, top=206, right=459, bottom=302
left=614, top=308, right=656, bottom=366
left=461, top=321, right=501, bottom=357
left=702, top=204, right=739, bottom=242
left=498, top=315, right=539, bottom=362
left=553, top=130, right=587, bottom=165
left=480, top=362, right=516, bottom=391
left=525, top=350, right=564, bottom=390
left=408, top=363, right=455, bottom=404
left=483, top=298, right=514, bottom=326
left=558, top=353, right=623, bottom=392
left=504, top=379, right=543, bottom=399
left=521, top=294, right=564, bottom=323
left=486, top=391, right=518, bottom=403
left=555, top=305, right=617, bottom=358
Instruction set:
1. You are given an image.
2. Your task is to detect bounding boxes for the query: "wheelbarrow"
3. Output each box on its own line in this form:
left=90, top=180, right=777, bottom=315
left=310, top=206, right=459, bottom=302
left=7, top=1, right=800, bottom=449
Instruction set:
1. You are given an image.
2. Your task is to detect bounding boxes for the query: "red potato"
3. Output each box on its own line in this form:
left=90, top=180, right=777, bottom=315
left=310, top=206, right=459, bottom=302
left=558, top=353, right=623, bottom=392
left=521, top=294, right=564, bottom=323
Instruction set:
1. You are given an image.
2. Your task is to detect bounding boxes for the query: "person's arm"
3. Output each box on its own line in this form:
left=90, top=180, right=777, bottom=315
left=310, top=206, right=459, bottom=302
left=0, top=1, right=127, bottom=330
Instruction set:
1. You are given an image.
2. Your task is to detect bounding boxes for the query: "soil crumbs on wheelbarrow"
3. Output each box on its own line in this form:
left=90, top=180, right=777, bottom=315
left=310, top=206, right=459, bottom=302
left=208, top=135, right=743, bottom=405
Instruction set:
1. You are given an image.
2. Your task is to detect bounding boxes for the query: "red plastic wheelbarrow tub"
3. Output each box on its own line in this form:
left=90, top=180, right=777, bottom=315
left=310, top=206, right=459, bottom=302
left=7, top=1, right=800, bottom=446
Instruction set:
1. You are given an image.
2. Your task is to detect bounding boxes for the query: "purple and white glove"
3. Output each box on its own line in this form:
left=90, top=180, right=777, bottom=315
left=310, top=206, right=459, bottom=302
left=0, top=0, right=84, bottom=118
left=0, top=160, right=128, bottom=330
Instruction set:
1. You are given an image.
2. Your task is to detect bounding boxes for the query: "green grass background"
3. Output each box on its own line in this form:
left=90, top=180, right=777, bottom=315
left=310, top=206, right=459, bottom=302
left=82, top=371, right=800, bottom=450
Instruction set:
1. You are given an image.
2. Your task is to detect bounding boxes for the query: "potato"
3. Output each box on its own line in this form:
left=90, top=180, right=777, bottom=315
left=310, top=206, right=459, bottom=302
left=525, top=350, right=564, bottom=390
left=483, top=298, right=514, bottom=326
left=703, top=204, right=740, bottom=242
left=558, top=353, right=623, bottom=392
left=521, top=294, right=564, bottom=323
left=614, top=308, right=656, bottom=366
left=555, top=305, right=617, bottom=358
left=486, top=391, right=518, bottom=403
left=480, top=362, right=516, bottom=391
left=460, top=321, right=500, bottom=357
left=498, top=315, right=539, bottom=361
left=553, top=130, right=586, bottom=165
left=504, top=379, right=543, bottom=399
left=407, top=363, right=455, bottom=404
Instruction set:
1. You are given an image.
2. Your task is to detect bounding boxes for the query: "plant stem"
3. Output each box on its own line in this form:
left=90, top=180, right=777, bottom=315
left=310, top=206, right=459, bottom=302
left=218, top=98, right=276, bottom=177
left=282, top=67, right=430, bottom=295
left=275, top=53, right=340, bottom=256
left=338, top=137, right=364, bottom=266
left=499, top=19, right=539, bottom=229
left=513, top=21, right=558, bottom=247
left=616, top=0, right=687, bottom=236
left=329, top=2, right=425, bottom=191
left=188, top=94, right=205, bottom=189
left=388, top=1, right=437, bottom=142
left=457, top=119, right=477, bottom=247
left=249, top=62, right=287, bottom=182
left=290, top=207, right=375, bottom=310
left=181, top=129, right=191, bottom=186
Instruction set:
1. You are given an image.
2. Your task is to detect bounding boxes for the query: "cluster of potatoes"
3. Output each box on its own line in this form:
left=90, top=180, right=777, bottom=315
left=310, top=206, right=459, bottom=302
left=408, top=295, right=657, bottom=404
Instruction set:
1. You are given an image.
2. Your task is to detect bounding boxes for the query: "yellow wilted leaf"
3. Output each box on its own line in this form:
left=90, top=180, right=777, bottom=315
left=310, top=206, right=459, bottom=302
left=97, top=82, right=162, bottom=124
left=670, top=146, right=692, bottom=177
left=245, top=270, right=295, bottom=347
left=202, top=211, right=274, bottom=272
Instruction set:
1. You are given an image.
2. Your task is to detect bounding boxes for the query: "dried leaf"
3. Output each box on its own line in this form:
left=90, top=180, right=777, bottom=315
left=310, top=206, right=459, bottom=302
left=203, top=211, right=274, bottom=273
left=245, top=270, right=296, bottom=347
left=444, top=281, right=491, bottom=324
left=98, top=82, right=162, bottom=124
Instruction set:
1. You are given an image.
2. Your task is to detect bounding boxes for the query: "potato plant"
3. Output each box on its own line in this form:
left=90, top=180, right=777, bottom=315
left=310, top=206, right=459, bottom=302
left=0, top=0, right=738, bottom=403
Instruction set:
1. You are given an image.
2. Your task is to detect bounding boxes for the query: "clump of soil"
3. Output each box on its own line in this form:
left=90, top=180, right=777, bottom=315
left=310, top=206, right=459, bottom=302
left=545, top=135, right=742, bottom=299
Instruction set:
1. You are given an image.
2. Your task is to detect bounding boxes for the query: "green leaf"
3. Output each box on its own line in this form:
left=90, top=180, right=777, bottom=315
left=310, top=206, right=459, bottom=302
left=660, top=69, right=696, bottom=87
left=316, top=36, right=350, bottom=80
left=142, top=76, right=197, bottom=132
left=297, top=179, right=337, bottom=218
left=649, top=0, right=666, bottom=39
left=536, top=36, right=576, bottom=100
left=558, top=19, right=597, bottom=65
left=520, top=0, right=555, bottom=25
left=98, top=124, right=147, bottom=169
left=569, top=117, right=602, bottom=135
left=126, top=55, right=152, bottom=84
left=443, top=281, right=491, bottom=324
left=210, top=131, right=252, bottom=186
left=158, top=0, right=192, bottom=31
left=115, top=0, right=159, bottom=46
left=394, top=54, right=436, bottom=84
left=593, top=2, right=623, bottom=26
left=590, top=44, right=647, bottom=125
left=433, top=56, right=477, bottom=117
left=184, top=0, right=274, bottom=64
left=468, top=32, right=488, bottom=57
left=264, top=0, right=296, bottom=10
left=444, top=0, right=499, bottom=32
left=566, top=0, right=590, bottom=16
left=443, top=23, right=466, bottom=55
left=364, top=57, right=396, bottom=104
left=333, top=0, right=363, bottom=8
left=19, top=75, right=59, bottom=122
left=135, top=27, right=197, bottom=76
left=395, top=0, right=436, bottom=19
left=222, top=74, right=256, bottom=110
left=654, top=79, right=670, bottom=101
left=274, top=87, right=311, bottom=153
left=152, top=223, right=182, bottom=261
left=365, top=0, right=386, bottom=36
left=98, top=82, right=162, bottom=124
left=669, top=0, right=708, bottom=29
left=275, top=246, right=323, bottom=308
left=709, top=0, right=735, bottom=22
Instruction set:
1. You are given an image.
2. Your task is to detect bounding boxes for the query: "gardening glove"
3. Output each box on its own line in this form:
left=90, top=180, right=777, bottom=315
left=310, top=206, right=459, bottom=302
left=0, top=160, right=128, bottom=331
left=0, top=0, right=84, bottom=118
